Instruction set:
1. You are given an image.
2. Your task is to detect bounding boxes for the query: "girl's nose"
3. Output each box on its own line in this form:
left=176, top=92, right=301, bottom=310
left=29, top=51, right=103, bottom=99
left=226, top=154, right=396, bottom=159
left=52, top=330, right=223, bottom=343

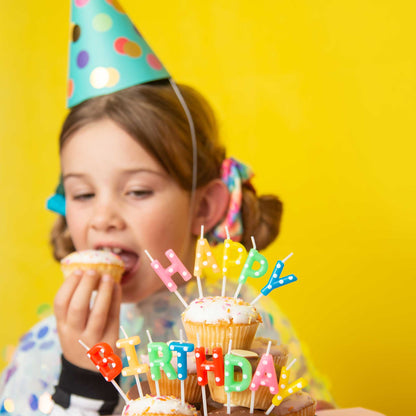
left=90, top=200, right=126, bottom=232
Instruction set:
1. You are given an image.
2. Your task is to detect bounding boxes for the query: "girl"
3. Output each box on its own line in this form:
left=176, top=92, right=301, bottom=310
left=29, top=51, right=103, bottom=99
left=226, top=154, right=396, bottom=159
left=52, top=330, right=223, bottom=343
left=0, top=81, right=331, bottom=416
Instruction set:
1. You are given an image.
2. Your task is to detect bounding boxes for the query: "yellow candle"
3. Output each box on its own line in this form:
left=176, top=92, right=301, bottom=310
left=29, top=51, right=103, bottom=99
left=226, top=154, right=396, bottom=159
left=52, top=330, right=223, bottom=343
left=271, top=365, right=307, bottom=406
left=194, top=237, right=219, bottom=277
left=222, top=239, right=246, bottom=279
left=116, top=335, right=149, bottom=377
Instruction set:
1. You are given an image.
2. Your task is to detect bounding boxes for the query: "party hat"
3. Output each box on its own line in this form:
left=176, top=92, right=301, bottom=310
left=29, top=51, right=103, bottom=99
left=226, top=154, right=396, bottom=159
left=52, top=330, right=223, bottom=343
left=67, top=0, right=170, bottom=108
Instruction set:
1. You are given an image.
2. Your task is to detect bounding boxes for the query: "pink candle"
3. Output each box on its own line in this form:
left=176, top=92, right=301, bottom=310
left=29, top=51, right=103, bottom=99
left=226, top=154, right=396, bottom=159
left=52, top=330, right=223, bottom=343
left=249, top=351, right=279, bottom=394
left=145, top=249, right=191, bottom=307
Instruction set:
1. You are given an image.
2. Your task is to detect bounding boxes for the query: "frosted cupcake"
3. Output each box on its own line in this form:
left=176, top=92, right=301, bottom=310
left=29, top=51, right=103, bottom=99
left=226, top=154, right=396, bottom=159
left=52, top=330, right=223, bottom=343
left=61, top=249, right=125, bottom=282
left=122, top=395, right=198, bottom=416
left=207, top=340, right=288, bottom=409
left=181, top=296, right=261, bottom=353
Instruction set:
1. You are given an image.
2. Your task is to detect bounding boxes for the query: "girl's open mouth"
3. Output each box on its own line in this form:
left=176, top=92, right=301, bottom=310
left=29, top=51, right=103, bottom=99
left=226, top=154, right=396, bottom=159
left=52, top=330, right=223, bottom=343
left=96, top=246, right=139, bottom=285
left=119, top=251, right=139, bottom=284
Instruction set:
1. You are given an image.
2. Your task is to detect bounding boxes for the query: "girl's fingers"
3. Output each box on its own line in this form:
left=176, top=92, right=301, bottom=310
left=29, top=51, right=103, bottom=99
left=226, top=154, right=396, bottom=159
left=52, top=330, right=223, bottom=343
left=106, top=281, right=122, bottom=335
left=54, top=270, right=83, bottom=321
left=86, top=275, right=116, bottom=336
left=66, top=269, right=101, bottom=329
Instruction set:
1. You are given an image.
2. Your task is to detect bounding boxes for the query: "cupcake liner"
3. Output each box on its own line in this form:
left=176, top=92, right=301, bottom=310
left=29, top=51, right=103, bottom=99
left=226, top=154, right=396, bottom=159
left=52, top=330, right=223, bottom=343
left=146, top=371, right=202, bottom=404
left=182, top=320, right=259, bottom=353
left=271, top=402, right=316, bottom=416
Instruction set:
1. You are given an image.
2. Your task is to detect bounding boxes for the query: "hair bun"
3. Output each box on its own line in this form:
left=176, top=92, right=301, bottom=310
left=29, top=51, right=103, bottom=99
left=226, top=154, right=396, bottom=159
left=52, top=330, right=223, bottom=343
left=241, top=187, right=283, bottom=251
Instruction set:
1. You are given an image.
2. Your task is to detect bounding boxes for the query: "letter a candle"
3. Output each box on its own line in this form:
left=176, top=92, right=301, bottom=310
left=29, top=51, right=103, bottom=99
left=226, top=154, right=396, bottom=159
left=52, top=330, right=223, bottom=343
left=194, top=225, right=219, bottom=297
left=249, top=341, right=278, bottom=413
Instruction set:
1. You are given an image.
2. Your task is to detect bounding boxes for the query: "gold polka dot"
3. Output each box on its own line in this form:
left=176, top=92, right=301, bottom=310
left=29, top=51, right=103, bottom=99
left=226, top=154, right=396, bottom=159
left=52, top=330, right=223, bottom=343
left=124, top=40, right=142, bottom=58
left=106, top=67, right=120, bottom=87
left=72, top=24, right=81, bottom=42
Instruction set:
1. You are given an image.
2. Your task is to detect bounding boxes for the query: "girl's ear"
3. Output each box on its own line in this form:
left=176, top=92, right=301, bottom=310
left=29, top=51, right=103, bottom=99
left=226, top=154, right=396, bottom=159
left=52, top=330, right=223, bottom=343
left=191, top=179, right=229, bottom=236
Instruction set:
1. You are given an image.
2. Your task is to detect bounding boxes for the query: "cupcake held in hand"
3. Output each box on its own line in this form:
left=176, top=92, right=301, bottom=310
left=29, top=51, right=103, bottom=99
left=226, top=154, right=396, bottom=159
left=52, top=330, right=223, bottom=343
left=61, top=249, right=125, bottom=282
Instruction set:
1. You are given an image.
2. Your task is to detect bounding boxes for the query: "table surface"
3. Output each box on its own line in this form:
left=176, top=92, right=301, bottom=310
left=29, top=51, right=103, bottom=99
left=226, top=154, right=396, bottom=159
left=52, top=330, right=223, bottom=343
left=110, top=408, right=386, bottom=416
left=316, top=409, right=385, bottom=416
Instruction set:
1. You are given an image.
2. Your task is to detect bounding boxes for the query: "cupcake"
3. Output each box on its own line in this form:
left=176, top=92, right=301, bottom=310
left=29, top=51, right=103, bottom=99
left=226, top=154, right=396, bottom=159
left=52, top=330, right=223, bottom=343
left=61, top=249, right=125, bottom=282
left=141, top=353, right=202, bottom=404
left=249, top=338, right=289, bottom=370
left=207, top=341, right=288, bottom=410
left=181, top=296, right=261, bottom=353
left=207, top=392, right=316, bottom=416
left=122, top=395, right=198, bottom=416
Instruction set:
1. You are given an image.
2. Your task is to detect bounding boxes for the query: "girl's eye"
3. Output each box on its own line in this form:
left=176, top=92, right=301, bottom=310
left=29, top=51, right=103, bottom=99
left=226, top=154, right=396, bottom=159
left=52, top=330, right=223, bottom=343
left=73, top=193, right=94, bottom=200
left=128, top=190, right=153, bottom=198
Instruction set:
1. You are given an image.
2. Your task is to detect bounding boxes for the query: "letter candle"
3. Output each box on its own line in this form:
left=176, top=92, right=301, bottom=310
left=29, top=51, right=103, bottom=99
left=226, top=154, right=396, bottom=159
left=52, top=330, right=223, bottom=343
left=234, top=236, right=269, bottom=299
left=146, top=330, right=165, bottom=396
left=224, top=339, right=252, bottom=414
left=147, top=340, right=177, bottom=385
left=169, top=329, right=194, bottom=404
left=195, top=333, right=224, bottom=416
left=265, top=359, right=307, bottom=415
left=222, top=227, right=247, bottom=296
left=194, top=225, right=219, bottom=297
left=116, top=326, right=149, bottom=398
left=251, top=253, right=297, bottom=306
left=249, top=341, right=278, bottom=413
left=145, top=249, right=191, bottom=308
left=78, top=339, right=129, bottom=403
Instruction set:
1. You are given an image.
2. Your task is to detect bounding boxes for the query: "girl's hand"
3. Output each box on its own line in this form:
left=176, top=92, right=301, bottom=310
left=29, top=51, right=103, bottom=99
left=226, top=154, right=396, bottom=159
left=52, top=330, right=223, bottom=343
left=54, top=269, right=122, bottom=370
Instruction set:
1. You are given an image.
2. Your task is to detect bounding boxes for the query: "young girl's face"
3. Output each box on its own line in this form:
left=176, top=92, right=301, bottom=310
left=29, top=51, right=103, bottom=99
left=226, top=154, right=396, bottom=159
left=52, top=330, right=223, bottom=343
left=61, top=118, right=196, bottom=302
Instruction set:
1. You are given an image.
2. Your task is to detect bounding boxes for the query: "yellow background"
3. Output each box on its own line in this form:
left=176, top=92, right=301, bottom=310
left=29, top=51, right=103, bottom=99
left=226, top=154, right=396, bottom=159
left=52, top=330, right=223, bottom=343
left=1, top=1, right=415, bottom=415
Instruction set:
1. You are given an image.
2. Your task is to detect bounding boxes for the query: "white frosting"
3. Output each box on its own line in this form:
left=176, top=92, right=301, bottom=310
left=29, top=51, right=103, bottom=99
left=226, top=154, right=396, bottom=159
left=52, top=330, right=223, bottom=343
left=181, top=296, right=260, bottom=324
left=122, top=396, right=197, bottom=416
left=61, top=249, right=124, bottom=267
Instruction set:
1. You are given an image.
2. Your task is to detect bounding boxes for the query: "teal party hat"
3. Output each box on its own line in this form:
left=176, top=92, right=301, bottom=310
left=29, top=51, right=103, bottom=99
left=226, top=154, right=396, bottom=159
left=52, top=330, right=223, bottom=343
left=67, top=0, right=170, bottom=108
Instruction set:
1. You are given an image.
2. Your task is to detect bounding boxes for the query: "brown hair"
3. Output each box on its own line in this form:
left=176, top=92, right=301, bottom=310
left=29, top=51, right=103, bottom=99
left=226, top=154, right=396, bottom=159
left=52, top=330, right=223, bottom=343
left=50, top=81, right=282, bottom=260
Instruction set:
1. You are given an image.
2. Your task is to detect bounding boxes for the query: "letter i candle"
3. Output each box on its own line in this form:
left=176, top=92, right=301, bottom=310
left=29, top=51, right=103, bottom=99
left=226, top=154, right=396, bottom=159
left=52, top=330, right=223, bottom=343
left=116, top=326, right=149, bottom=398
